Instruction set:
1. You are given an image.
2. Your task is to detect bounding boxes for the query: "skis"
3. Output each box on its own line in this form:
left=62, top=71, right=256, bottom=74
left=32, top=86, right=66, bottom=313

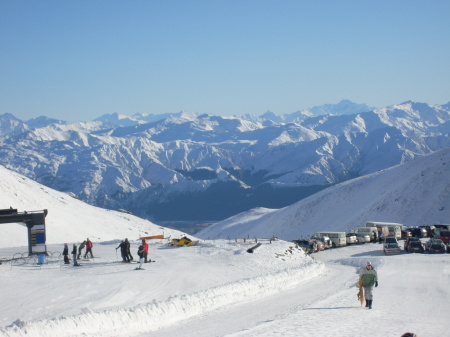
left=134, top=267, right=145, bottom=270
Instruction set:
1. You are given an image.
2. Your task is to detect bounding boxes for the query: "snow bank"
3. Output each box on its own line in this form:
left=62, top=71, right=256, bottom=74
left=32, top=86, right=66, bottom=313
left=1, top=260, right=324, bottom=337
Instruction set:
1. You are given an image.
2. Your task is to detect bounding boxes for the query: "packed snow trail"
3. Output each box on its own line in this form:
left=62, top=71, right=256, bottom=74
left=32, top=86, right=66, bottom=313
left=0, top=241, right=324, bottom=337
left=142, top=262, right=356, bottom=337
left=0, top=263, right=324, bottom=337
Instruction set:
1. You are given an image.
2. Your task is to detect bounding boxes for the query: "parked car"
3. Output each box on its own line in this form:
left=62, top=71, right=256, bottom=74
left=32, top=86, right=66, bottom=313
left=383, top=236, right=398, bottom=248
left=408, top=227, right=428, bottom=238
left=406, top=240, right=425, bottom=254
left=356, top=233, right=371, bottom=244
left=425, top=238, right=446, bottom=254
left=384, top=242, right=401, bottom=255
left=404, top=237, right=421, bottom=251
left=433, top=224, right=450, bottom=230
left=346, top=233, right=358, bottom=245
left=401, top=228, right=412, bottom=239
left=293, top=239, right=317, bottom=254
left=311, top=239, right=325, bottom=251
left=316, top=236, right=332, bottom=249
left=418, top=225, right=436, bottom=237
left=434, top=230, right=450, bottom=244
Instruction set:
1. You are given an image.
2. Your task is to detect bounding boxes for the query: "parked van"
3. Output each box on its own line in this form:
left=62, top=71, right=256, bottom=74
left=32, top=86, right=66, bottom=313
left=366, top=222, right=403, bottom=240
left=311, top=232, right=347, bottom=248
left=388, top=225, right=403, bottom=240
left=366, top=222, right=390, bottom=237
left=353, top=227, right=378, bottom=242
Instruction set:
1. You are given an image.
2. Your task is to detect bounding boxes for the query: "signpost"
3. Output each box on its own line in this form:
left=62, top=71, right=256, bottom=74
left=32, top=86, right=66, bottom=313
left=0, top=208, right=48, bottom=255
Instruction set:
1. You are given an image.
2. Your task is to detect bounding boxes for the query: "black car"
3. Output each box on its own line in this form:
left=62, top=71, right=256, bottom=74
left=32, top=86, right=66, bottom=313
left=408, top=227, right=427, bottom=238
left=418, top=225, right=436, bottom=237
left=406, top=240, right=425, bottom=253
left=404, top=237, right=421, bottom=252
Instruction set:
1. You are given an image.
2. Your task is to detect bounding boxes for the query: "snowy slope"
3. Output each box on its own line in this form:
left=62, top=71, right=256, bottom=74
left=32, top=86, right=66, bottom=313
left=197, top=147, right=450, bottom=240
left=0, top=165, right=186, bottom=248
left=0, top=163, right=449, bottom=337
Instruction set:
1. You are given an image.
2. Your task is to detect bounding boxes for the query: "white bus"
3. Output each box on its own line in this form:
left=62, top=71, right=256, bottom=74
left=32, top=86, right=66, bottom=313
left=311, top=232, right=347, bottom=248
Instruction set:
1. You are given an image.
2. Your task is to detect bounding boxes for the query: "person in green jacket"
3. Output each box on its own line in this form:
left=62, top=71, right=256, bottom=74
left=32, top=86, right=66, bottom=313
left=359, top=261, right=378, bottom=309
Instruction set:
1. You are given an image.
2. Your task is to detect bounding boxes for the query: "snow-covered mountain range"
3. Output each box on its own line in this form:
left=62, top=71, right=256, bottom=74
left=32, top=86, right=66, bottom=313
left=1, top=100, right=449, bottom=221
left=2, top=156, right=448, bottom=336
left=197, top=147, right=450, bottom=240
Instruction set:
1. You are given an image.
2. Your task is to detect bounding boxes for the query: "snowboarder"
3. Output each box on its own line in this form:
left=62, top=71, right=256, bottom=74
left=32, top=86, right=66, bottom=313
left=78, top=240, right=86, bottom=259
left=142, top=239, right=149, bottom=263
left=359, top=261, right=378, bottom=309
left=62, top=243, right=70, bottom=264
left=84, top=238, right=94, bottom=259
left=136, top=243, right=145, bottom=269
left=71, top=244, right=81, bottom=266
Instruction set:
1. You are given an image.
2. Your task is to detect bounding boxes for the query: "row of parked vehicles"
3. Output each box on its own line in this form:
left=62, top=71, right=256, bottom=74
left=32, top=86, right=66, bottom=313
left=293, top=222, right=450, bottom=255
left=384, top=235, right=449, bottom=255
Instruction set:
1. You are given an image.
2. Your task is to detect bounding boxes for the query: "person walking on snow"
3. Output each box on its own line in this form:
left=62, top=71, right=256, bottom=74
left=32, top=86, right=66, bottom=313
left=84, top=238, right=94, bottom=259
left=142, top=239, right=149, bottom=263
left=359, top=261, right=378, bottom=309
left=378, top=230, right=383, bottom=244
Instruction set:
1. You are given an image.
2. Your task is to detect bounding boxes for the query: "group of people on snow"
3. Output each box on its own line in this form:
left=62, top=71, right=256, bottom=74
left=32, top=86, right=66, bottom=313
left=62, top=238, right=94, bottom=266
left=116, top=238, right=149, bottom=267
left=62, top=237, right=150, bottom=268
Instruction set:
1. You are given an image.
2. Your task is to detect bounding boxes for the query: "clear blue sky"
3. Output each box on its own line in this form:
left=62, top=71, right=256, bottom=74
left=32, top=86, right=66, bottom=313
left=1, top=0, right=449, bottom=122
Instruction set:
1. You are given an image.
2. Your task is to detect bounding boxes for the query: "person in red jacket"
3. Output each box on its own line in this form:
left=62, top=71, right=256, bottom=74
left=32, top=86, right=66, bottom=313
left=142, top=239, right=149, bottom=263
left=84, top=238, right=94, bottom=259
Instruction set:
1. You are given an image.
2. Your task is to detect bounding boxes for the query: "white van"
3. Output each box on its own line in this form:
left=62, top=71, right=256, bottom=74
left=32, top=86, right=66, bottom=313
left=366, top=222, right=391, bottom=240
left=311, top=232, right=347, bottom=248
left=388, top=225, right=402, bottom=240
left=366, top=222, right=403, bottom=239
left=353, top=227, right=378, bottom=242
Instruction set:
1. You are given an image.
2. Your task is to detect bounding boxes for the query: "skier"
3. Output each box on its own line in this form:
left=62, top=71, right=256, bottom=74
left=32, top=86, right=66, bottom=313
left=136, top=243, right=145, bottom=270
left=78, top=240, right=86, bottom=259
left=359, top=261, right=378, bottom=309
left=71, top=244, right=81, bottom=266
left=142, top=239, right=149, bottom=263
left=125, top=238, right=133, bottom=262
left=62, top=243, right=70, bottom=264
left=116, top=240, right=127, bottom=262
left=84, top=238, right=94, bottom=259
